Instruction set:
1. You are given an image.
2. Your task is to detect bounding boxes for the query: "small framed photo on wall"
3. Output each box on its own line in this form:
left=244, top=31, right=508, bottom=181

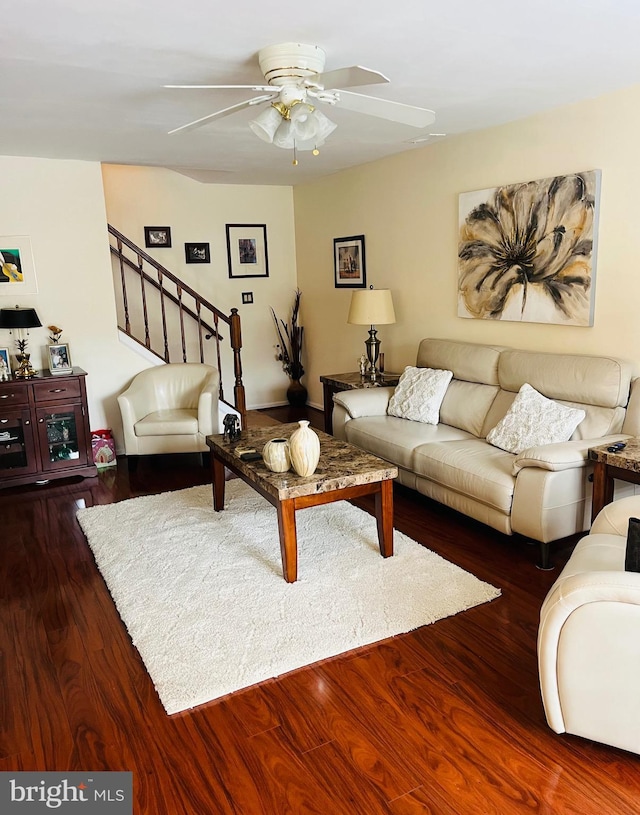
left=334, top=235, right=366, bottom=288
left=184, top=242, right=210, bottom=263
left=48, top=343, right=73, bottom=375
left=144, top=226, right=172, bottom=248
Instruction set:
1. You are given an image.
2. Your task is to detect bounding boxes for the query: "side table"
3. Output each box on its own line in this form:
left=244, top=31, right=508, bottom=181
left=319, top=371, right=400, bottom=434
left=588, top=439, right=640, bottom=521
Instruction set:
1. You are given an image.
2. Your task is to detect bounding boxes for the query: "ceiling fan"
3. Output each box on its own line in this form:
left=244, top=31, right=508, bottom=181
left=165, top=42, right=436, bottom=158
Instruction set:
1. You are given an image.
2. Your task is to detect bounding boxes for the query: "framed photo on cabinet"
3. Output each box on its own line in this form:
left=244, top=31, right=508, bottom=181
left=48, top=343, right=73, bottom=375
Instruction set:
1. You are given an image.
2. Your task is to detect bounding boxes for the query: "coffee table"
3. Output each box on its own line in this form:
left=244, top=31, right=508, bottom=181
left=206, top=423, right=398, bottom=582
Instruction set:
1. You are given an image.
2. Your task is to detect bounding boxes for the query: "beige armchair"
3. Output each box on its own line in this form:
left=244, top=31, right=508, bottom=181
left=538, top=495, right=640, bottom=755
left=117, top=363, right=220, bottom=462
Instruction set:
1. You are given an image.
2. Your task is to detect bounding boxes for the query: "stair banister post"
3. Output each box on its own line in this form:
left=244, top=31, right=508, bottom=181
left=230, top=308, right=246, bottom=429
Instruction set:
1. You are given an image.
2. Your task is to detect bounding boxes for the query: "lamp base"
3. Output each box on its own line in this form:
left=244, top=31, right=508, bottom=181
left=365, top=328, right=381, bottom=377
left=14, top=353, right=37, bottom=379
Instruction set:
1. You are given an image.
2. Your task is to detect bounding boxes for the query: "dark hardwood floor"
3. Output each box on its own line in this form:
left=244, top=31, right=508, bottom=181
left=2, top=405, right=639, bottom=814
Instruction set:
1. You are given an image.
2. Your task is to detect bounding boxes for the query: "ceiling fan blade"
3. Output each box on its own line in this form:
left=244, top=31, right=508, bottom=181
left=168, top=95, right=273, bottom=135
left=164, top=84, right=276, bottom=92
left=335, top=90, right=435, bottom=128
left=310, top=65, right=389, bottom=90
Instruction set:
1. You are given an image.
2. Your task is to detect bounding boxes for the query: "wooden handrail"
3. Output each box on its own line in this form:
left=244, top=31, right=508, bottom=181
left=108, top=224, right=246, bottom=428
left=110, top=248, right=222, bottom=340
left=109, top=225, right=230, bottom=324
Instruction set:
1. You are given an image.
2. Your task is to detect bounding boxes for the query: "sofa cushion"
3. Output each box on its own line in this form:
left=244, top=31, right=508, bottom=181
left=439, top=380, right=500, bottom=437
left=134, top=408, right=199, bottom=436
left=498, top=349, right=632, bottom=409
left=388, top=366, right=453, bottom=424
left=412, top=439, right=516, bottom=513
left=416, top=338, right=503, bottom=385
left=344, top=416, right=473, bottom=470
left=486, top=384, right=585, bottom=454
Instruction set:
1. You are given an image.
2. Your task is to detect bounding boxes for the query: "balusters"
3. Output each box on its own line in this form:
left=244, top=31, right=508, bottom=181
left=177, top=285, right=187, bottom=363
left=138, top=253, right=151, bottom=348
left=214, top=314, right=223, bottom=401
left=196, top=301, right=204, bottom=363
left=117, top=238, right=131, bottom=334
left=158, top=269, right=170, bottom=362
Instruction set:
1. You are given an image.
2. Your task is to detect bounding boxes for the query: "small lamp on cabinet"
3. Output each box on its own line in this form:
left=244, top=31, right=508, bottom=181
left=0, top=305, right=42, bottom=379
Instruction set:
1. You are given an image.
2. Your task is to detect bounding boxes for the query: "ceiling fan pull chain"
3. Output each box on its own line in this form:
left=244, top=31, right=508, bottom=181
left=292, top=142, right=298, bottom=166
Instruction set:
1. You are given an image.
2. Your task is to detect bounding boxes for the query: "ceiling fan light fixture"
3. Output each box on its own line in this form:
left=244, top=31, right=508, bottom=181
left=248, top=105, right=283, bottom=142
left=253, top=102, right=337, bottom=152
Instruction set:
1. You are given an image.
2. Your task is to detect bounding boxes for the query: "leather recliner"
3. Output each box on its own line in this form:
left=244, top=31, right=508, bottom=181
left=538, top=495, right=640, bottom=754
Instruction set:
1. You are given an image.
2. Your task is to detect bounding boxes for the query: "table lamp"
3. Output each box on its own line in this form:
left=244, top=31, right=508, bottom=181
left=0, top=305, right=42, bottom=378
left=347, top=287, right=396, bottom=378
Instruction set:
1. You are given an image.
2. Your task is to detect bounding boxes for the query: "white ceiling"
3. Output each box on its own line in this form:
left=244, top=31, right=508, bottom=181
left=4, top=0, right=640, bottom=186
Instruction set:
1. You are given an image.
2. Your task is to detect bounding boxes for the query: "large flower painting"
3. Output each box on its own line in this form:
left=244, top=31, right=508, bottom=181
left=458, top=170, right=601, bottom=325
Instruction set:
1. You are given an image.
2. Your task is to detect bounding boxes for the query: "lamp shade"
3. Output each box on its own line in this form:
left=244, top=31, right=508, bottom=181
left=248, top=106, right=283, bottom=143
left=250, top=103, right=337, bottom=151
left=347, top=289, right=396, bottom=326
left=0, top=306, right=42, bottom=329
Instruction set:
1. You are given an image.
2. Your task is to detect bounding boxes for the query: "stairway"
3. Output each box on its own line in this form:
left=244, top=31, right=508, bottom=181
left=108, top=225, right=246, bottom=428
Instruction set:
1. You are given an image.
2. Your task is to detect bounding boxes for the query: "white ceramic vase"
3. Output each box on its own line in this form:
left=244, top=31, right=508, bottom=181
left=289, top=420, right=320, bottom=477
left=262, top=437, right=291, bottom=473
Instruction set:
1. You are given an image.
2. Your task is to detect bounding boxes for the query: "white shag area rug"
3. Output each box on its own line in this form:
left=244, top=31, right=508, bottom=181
left=77, top=481, right=500, bottom=714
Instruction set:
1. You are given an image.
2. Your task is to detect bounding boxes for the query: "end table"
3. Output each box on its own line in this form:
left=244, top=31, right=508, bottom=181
left=588, top=438, right=640, bottom=521
left=319, top=371, right=400, bottom=434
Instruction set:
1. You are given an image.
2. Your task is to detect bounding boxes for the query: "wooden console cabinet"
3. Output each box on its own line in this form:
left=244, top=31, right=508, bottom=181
left=0, top=367, right=98, bottom=489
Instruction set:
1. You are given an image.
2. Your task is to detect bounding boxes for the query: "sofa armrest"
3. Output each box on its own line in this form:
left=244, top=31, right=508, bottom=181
left=512, top=435, right=630, bottom=475
left=333, top=386, right=395, bottom=419
left=197, top=370, right=221, bottom=436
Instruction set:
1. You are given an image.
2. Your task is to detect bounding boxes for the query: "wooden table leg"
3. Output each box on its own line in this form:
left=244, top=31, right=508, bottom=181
left=591, top=461, right=614, bottom=522
left=374, top=478, right=394, bottom=557
left=276, top=498, right=298, bottom=583
left=322, top=381, right=335, bottom=434
left=211, top=452, right=226, bottom=511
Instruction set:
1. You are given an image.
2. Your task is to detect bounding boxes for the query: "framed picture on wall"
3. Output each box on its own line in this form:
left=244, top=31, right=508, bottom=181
left=144, top=226, right=172, bottom=248
left=334, top=235, right=366, bottom=288
left=0, top=236, right=38, bottom=296
left=226, top=224, right=269, bottom=278
left=185, top=242, right=210, bottom=263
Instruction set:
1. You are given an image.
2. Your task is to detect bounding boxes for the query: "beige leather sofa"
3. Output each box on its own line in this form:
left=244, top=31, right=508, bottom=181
left=332, top=338, right=640, bottom=567
left=118, top=363, right=220, bottom=460
left=538, top=496, right=640, bottom=754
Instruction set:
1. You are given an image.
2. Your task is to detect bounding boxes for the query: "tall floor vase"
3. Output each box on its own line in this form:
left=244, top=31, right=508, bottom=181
left=286, top=379, right=308, bottom=407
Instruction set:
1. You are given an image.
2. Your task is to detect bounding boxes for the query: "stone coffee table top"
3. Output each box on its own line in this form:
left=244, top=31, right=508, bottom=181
left=207, top=423, right=398, bottom=501
left=588, top=438, right=640, bottom=472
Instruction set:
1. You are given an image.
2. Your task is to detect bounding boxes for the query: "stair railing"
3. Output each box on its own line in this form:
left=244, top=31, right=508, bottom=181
left=108, top=224, right=246, bottom=426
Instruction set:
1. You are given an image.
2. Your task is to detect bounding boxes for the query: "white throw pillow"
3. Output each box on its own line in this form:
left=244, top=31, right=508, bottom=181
left=387, top=366, right=453, bottom=424
left=486, top=383, right=586, bottom=454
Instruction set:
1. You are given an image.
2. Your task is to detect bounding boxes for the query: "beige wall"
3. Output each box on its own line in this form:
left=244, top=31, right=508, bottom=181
left=294, top=83, right=640, bottom=409
left=101, top=165, right=298, bottom=409
left=0, top=156, right=150, bottom=446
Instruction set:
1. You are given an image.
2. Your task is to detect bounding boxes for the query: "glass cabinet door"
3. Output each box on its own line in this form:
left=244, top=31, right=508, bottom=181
left=0, top=409, right=37, bottom=475
left=37, top=406, right=89, bottom=471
